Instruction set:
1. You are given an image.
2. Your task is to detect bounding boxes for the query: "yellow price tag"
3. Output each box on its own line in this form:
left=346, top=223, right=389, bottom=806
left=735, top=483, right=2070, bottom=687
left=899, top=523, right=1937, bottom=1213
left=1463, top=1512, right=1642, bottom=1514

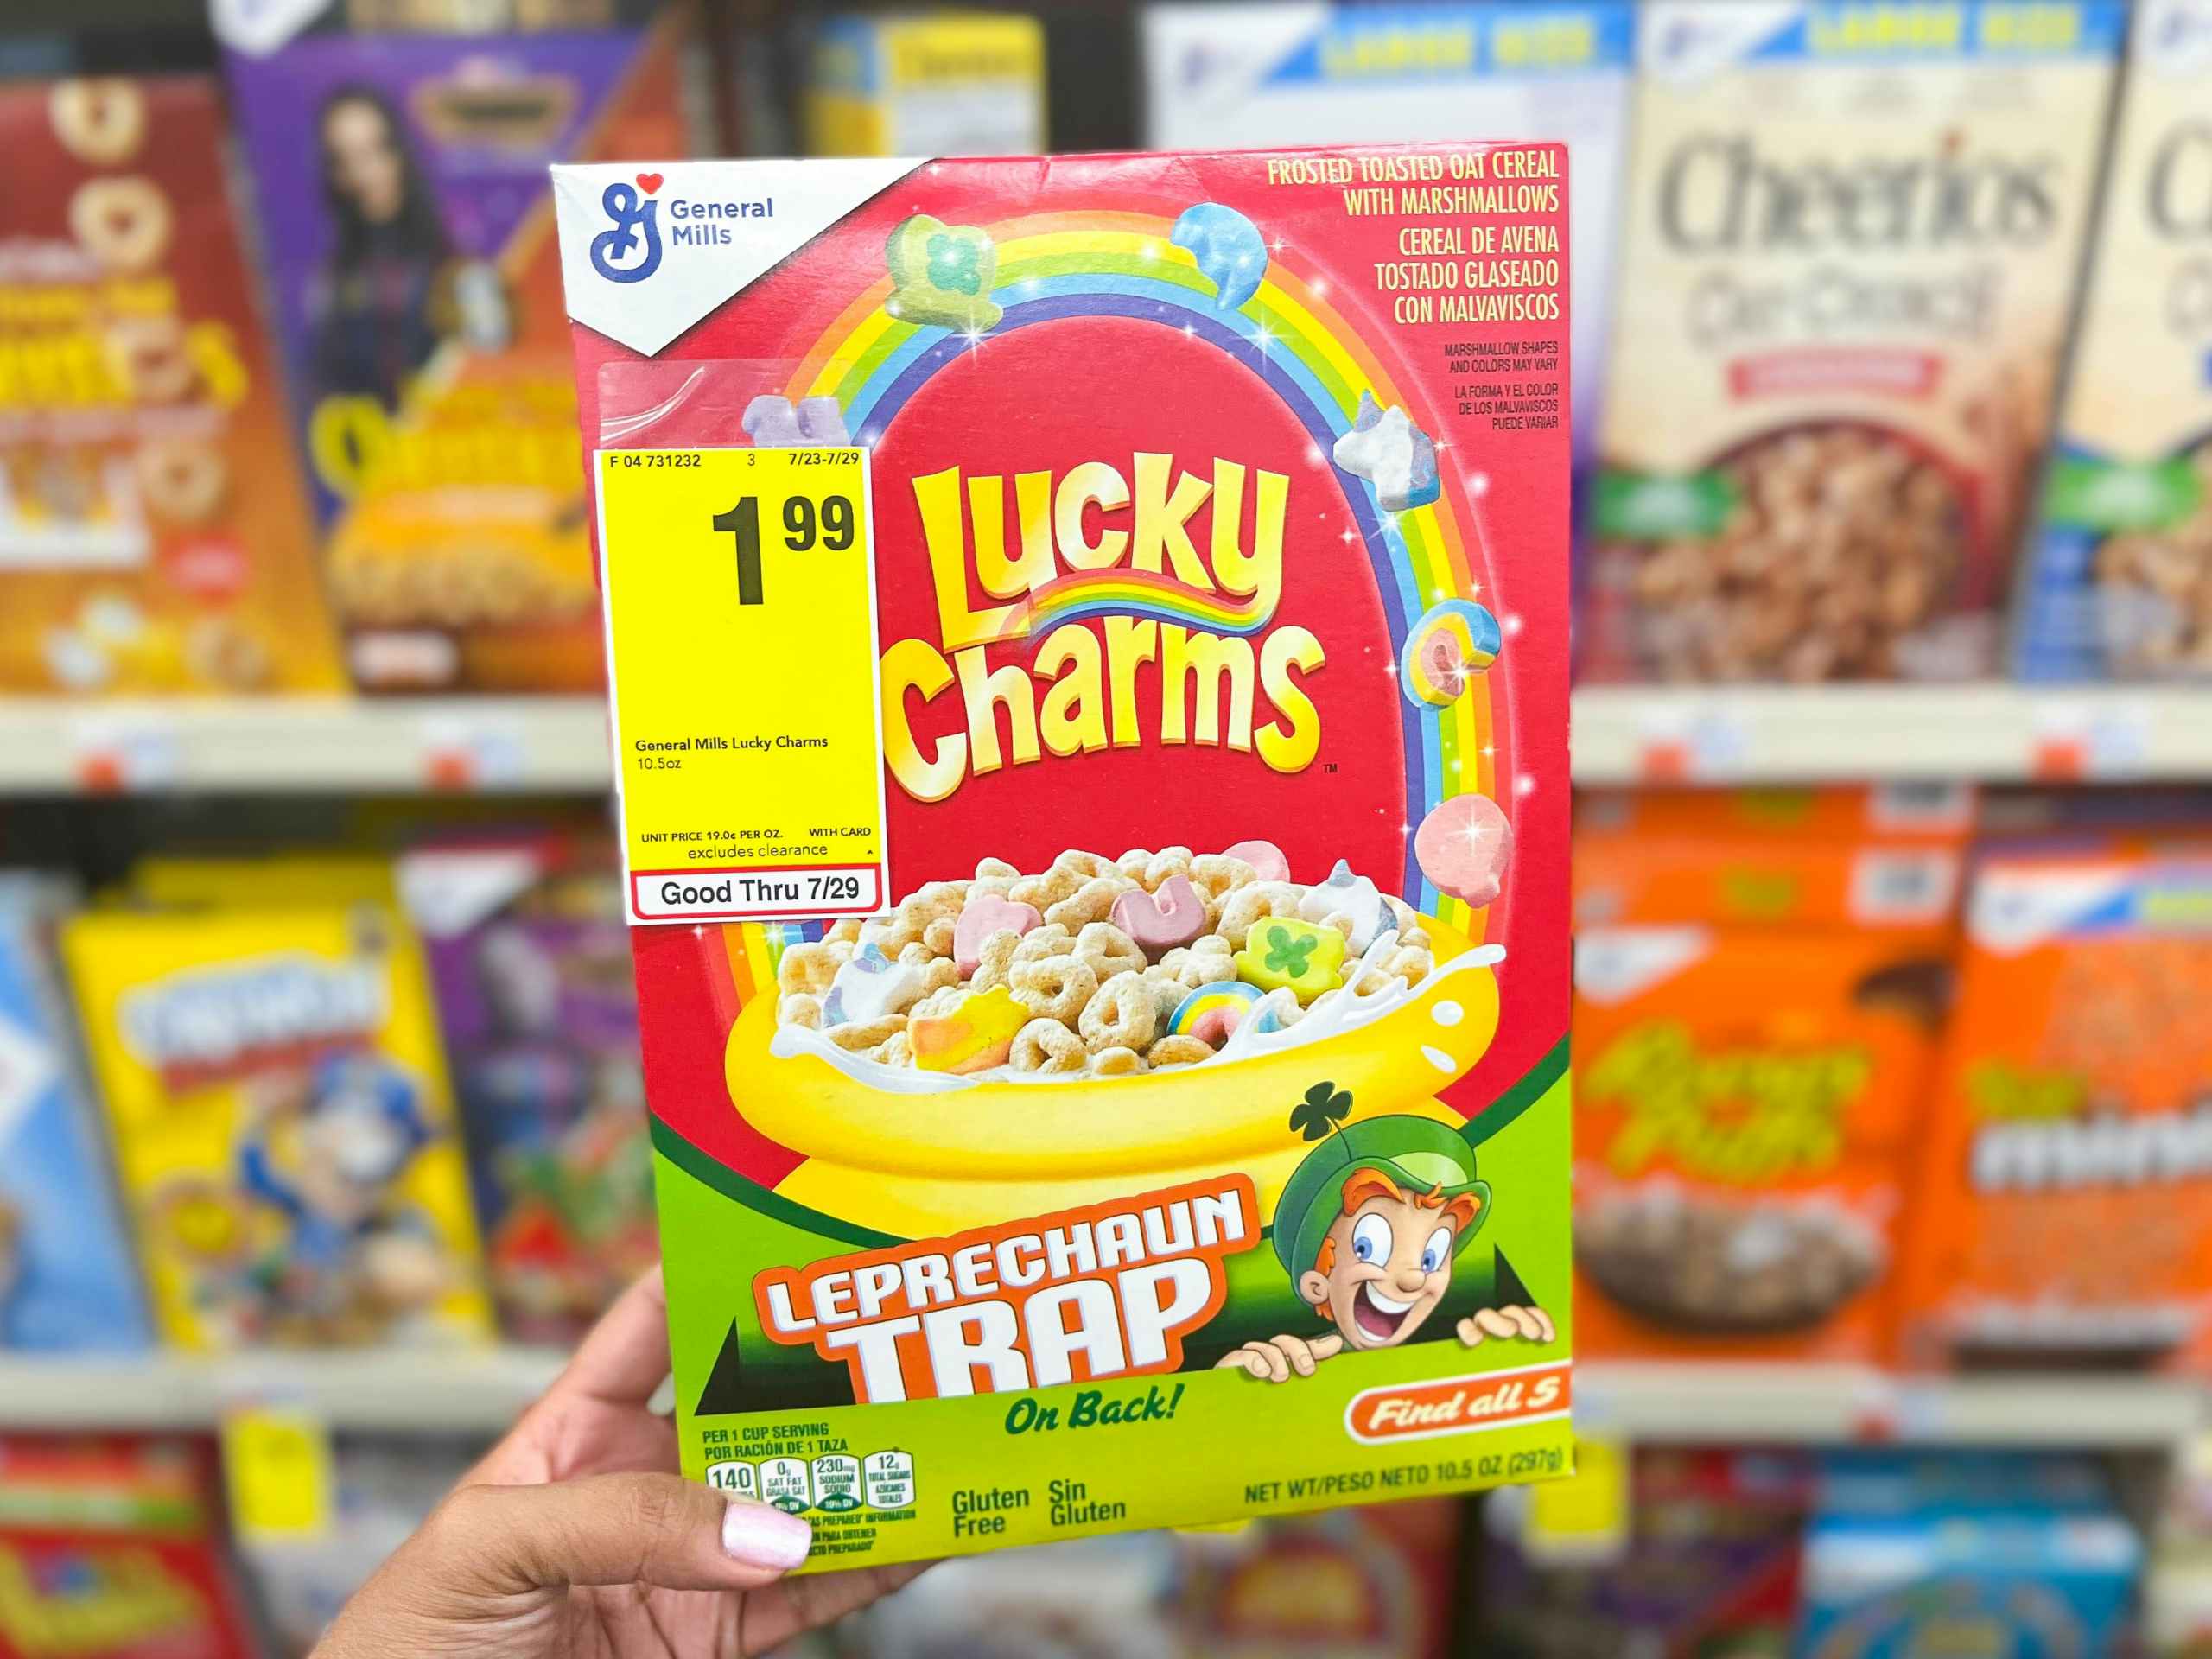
left=1523, top=1435, right=1629, bottom=1564
left=597, top=446, right=888, bottom=923
left=220, top=1407, right=334, bottom=1544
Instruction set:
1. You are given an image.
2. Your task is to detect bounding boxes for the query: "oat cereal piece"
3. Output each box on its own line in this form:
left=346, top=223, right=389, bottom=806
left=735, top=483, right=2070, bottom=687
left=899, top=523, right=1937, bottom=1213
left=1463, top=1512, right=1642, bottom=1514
left=1011, top=923, right=1075, bottom=963
left=1187, top=854, right=1259, bottom=907
left=1079, top=971, right=1161, bottom=1054
left=69, top=175, right=172, bottom=273
left=136, top=440, right=226, bottom=524
left=1073, top=921, right=1147, bottom=982
left=970, top=930, right=1025, bottom=992
left=870, top=1032, right=913, bottom=1067
left=1045, top=874, right=1132, bottom=930
left=1344, top=966, right=1397, bottom=1001
left=826, top=1014, right=906, bottom=1052
left=1010, top=865, right=1084, bottom=911
left=1010, top=955, right=1098, bottom=1024
left=1146, top=1034, right=1216, bottom=1069
left=922, top=915, right=958, bottom=957
left=917, top=957, right=963, bottom=997
left=776, top=941, right=849, bottom=998
left=968, top=874, right=1016, bottom=900
left=1054, top=851, right=1118, bottom=880
left=780, top=994, right=823, bottom=1030
left=897, top=942, right=935, bottom=967
left=1400, top=926, right=1432, bottom=951
left=50, top=79, right=147, bottom=165
left=1115, top=849, right=1154, bottom=882
left=1377, top=945, right=1433, bottom=988
left=1090, top=1046, right=1147, bottom=1077
left=1011, top=1018, right=1087, bottom=1074
left=976, top=856, right=1020, bottom=879
left=908, top=986, right=965, bottom=1020
left=1127, top=847, right=1195, bottom=892
left=1217, top=881, right=1300, bottom=948
left=823, top=918, right=863, bottom=944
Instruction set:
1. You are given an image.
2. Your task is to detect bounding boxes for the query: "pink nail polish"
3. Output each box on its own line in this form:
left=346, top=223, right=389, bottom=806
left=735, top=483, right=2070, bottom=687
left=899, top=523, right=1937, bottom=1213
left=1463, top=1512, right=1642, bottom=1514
left=721, top=1500, right=811, bottom=1571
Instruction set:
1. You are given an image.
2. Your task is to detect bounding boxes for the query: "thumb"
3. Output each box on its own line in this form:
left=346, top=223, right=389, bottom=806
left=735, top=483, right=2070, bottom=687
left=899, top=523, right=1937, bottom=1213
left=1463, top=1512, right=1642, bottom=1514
left=428, top=1472, right=814, bottom=1596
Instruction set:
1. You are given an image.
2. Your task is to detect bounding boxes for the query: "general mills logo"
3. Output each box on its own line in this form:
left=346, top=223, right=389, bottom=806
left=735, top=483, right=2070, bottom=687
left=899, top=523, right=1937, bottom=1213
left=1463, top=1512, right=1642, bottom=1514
left=591, top=174, right=664, bottom=283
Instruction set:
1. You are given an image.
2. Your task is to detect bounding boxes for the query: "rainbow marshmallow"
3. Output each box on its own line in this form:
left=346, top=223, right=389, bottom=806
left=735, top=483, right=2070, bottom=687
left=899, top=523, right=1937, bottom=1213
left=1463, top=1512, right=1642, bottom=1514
left=1401, top=599, right=1502, bottom=709
left=1167, top=979, right=1283, bottom=1047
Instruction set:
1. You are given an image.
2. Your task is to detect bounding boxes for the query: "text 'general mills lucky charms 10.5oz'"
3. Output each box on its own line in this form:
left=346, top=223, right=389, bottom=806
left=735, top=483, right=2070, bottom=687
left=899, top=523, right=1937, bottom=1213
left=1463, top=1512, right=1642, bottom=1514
left=551, top=144, right=1573, bottom=1568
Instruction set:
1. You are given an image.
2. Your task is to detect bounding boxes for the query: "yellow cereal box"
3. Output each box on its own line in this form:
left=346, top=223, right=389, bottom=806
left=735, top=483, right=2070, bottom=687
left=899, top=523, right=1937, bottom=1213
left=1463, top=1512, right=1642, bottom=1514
left=63, top=906, right=493, bottom=1351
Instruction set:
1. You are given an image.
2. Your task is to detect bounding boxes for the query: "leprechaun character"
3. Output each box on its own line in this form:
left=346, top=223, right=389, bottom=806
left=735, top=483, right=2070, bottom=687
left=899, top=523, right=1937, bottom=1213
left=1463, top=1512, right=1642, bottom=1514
left=1217, top=1097, right=1554, bottom=1382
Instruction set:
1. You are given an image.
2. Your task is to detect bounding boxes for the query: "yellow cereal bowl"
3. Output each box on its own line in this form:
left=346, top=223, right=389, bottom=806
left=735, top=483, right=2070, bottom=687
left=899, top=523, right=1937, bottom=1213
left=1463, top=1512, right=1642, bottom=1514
left=728, top=913, right=1501, bottom=1236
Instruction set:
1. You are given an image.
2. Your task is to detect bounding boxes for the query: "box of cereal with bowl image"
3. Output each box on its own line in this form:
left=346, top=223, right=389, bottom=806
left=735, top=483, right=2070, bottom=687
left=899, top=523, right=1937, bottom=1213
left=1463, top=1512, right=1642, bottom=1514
left=1584, top=1, right=2124, bottom=684
left=552, top=143, right=1573, bottom=1566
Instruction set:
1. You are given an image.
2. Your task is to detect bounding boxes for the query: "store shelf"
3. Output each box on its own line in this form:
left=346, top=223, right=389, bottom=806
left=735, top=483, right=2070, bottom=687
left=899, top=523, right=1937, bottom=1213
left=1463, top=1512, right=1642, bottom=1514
left=0, top=1347, right=566, bottom=1435
left=1577, top=1364, right=2207, bottom=1449
left=1572, top=683, right=2212, bottom=785
left=0, top=1353, right=2201, bottom=1446
left=0, top=698, right=610, bottom=794
left=5, top=685, right=2212, bottom=794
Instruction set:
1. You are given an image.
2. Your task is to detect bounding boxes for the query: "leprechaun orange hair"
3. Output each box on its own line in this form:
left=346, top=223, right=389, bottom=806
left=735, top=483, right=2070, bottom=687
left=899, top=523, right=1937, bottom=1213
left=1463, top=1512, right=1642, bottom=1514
left=1312, top=1169, right=1483, bottom=1286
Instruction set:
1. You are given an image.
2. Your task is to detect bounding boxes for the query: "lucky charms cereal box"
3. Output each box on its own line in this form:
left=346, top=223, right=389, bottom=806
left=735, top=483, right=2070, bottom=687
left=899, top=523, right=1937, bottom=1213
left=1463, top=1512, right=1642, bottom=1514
left=553, top=143, right=1574, bottom=1565
left=62, top=903, right=493, bottom=1351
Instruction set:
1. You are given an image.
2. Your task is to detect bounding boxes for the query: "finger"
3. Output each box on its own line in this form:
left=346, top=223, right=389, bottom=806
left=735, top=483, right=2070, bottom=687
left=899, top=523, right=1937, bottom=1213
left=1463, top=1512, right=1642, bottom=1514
left=1474, top=1307, right=1517, bottom=1340
left=1215, top=1349, right=1256, bottom=1372
left=743, top=1559, right=937, bottom=1653
left=1457, top=1316, right=1484, bottom=1346
left=1282, top=1337, right=1317, bottom=1377
left=1261, top=1343, right=1289, bottom=1383
left=1502, top=1305, right=1542, bottom=1341
left=555, top=1264, right=673, bottom=1408
left=1530, top=1307, right=1556, bottom=1344
left=431, top=1472, right=810, bottom=1596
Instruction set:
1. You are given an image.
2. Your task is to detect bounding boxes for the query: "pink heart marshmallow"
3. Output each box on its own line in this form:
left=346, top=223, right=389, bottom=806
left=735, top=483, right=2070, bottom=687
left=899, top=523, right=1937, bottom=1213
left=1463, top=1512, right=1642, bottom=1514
left=952, top=895, right=1042, bottom=975
left=1223, top=838, right=1291, bottom=882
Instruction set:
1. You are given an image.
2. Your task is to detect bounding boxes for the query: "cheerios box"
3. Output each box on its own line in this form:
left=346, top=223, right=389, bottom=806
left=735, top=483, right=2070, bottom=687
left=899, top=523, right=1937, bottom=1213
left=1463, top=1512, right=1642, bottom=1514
left=0, top=76, right=343, bottom=696
left=1586, top=1, right=2122, bottom=683
left=552, top=143, right=1575, bottom=1566
left=2018, top=0, right=2212, bottom=683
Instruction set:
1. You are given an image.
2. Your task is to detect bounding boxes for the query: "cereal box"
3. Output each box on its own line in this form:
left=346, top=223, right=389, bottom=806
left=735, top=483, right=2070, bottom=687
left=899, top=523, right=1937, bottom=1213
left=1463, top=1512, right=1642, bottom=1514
left=0, top=879, right=150, bottom=1353
left=1573, top=831, right=1965, bottom=931
left=803, top=12, right=1047, bottom=157
left=218, top=1, right=704, bottom=693
left=1898, top=845, right=2212, bottom=1370
left=1580, top=784, right=1978, bottom=846
left=0, top=76, right=344, bottom=696
left=1141, top=2, right=1630, bottom=486
left=402, top=837, right=656, bottom=1344
left=1586, top=2, right=2123, bottom=683
left=1574, top=926, right=1948, bottom=1363
left=62, top=903, right=493, bottom=1351
left=2019, top=0, right=2212, bottom=682
left=552, top=143, right=1574, bottom=1563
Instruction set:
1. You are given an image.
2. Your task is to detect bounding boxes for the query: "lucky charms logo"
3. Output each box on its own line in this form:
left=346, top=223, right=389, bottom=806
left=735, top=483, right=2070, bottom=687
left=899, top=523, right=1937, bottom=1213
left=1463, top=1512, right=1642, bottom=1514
left=590, top=176, right=664, bottom=285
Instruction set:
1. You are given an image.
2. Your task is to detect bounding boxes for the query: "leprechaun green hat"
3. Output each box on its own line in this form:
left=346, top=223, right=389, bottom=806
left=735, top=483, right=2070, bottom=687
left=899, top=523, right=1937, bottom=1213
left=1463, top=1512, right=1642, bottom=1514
left=1274, top=1113, right=1491, bottom=1279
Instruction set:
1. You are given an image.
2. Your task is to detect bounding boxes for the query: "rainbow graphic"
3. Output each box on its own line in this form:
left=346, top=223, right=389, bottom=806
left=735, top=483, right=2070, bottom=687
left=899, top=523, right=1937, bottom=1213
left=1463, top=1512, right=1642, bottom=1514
left=992, top=569, right=1274, bottom=641
left=746, top=210, right=1503, bottom=982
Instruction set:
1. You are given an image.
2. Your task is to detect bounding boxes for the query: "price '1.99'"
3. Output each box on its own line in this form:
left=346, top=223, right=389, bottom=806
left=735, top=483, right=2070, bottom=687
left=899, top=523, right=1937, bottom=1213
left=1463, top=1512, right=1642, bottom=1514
left=712, top=493, right=857, bottom=607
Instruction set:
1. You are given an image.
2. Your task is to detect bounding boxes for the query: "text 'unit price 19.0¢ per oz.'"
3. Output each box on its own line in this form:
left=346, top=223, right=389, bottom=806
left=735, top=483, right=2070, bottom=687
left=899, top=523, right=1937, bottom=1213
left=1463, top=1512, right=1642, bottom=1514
left=594, top=445, right=889, bottom=924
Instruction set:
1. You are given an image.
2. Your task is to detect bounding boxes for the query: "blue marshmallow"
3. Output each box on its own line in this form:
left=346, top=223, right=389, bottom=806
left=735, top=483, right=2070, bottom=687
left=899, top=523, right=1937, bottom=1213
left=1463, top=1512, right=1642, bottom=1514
left=1171, top=202, right=1268, bottom=312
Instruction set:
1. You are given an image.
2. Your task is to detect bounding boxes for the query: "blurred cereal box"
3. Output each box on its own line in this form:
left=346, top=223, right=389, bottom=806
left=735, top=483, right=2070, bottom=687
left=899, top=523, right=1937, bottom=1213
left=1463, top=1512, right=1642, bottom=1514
left=1574, top=925, right=1950, bottom=1363
left=0, top=76, right=344, bottom=696
left=217, top=0, right=706, bottom=693
left=1898, top=845, right=2212, bottom=1370
left=402, top=836, right=655, bottom=1344
left=2019, top=0, right=2212, bottom=682
left=0, top=877, right=150, bottom=1353
left=1586, top=1, right=2122, bottom=683
left=1141, top=1, right=1630, bottom=484
left=62, top=900, right=493, bottom=1351
left=803, top=11, right=1046, bottom=157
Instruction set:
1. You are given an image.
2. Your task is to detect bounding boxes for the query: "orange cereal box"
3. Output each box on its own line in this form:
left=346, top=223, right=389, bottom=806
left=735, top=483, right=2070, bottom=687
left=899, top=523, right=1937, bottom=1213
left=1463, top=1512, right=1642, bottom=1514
left=1574, top=925, right=1949, bottom=1362
left=1898, top=847, right=2212, bottom=1370
left=0, top=77, right=342, bottom=696
left=1573, top=830, right=1965, bottom=932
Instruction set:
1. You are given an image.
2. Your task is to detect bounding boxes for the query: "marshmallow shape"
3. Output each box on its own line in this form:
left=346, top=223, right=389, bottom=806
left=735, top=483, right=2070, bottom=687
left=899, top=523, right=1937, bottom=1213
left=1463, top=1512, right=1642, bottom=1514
left=1221, top=838, right=1291, bottom=883
left=1110, top=874, right=1208, bottom=957
left=910, top=985, right=1027, bottom=1074
left=1234, top=916, right=1345, bottom=1003
left=1170, top=201, right=1267, bottom=311
left=1401, top=599, right=1502, bottom=709
left=821, top=942, right=925, bottom=1027
left=1333, top=391, right=1441, bottom=512
left=953, top=895, right=1043, bottom=975
left=1297, top=858, right=1392, bottom=953
left=1415, top=794, right=1514, bottom=908
left=743, top=395, right=853, bottom=449
left=885, top=214, right=1002, bottom=334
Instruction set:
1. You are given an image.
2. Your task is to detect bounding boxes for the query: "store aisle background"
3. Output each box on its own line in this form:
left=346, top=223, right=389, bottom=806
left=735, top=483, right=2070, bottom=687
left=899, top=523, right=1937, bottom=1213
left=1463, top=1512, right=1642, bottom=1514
left=5, top=1, right=2212, bottom=1654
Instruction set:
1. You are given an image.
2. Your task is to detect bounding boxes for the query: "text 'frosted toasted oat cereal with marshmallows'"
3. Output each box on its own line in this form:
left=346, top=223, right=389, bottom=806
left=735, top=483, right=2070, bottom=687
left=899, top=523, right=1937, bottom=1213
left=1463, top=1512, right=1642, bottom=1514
left=2020, top=0, right=2212, bottom=682
left=1586, top=1, right=2122, bottom=684
left=552, top=144, right=1573, bottom=1567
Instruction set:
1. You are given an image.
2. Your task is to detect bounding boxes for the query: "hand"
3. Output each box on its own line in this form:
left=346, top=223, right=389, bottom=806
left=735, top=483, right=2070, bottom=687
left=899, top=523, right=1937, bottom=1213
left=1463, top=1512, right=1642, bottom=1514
left=1455, top=1305, right=1554, bottom=1347
left=1215, top=1331, right=1344, bottom=1381
left=313, top=1267, right=925, bottom=1658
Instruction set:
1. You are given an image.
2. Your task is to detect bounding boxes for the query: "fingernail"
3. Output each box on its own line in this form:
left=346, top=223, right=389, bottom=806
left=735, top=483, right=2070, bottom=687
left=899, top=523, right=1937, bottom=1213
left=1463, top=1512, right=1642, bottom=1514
left=721, top=1499, right=811, bottom=1571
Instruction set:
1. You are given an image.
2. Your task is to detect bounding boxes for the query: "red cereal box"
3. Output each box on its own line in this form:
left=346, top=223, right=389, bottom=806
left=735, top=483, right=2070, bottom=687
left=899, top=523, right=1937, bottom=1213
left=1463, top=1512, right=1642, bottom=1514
left=552, top=143, right=1574, bottom=1566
